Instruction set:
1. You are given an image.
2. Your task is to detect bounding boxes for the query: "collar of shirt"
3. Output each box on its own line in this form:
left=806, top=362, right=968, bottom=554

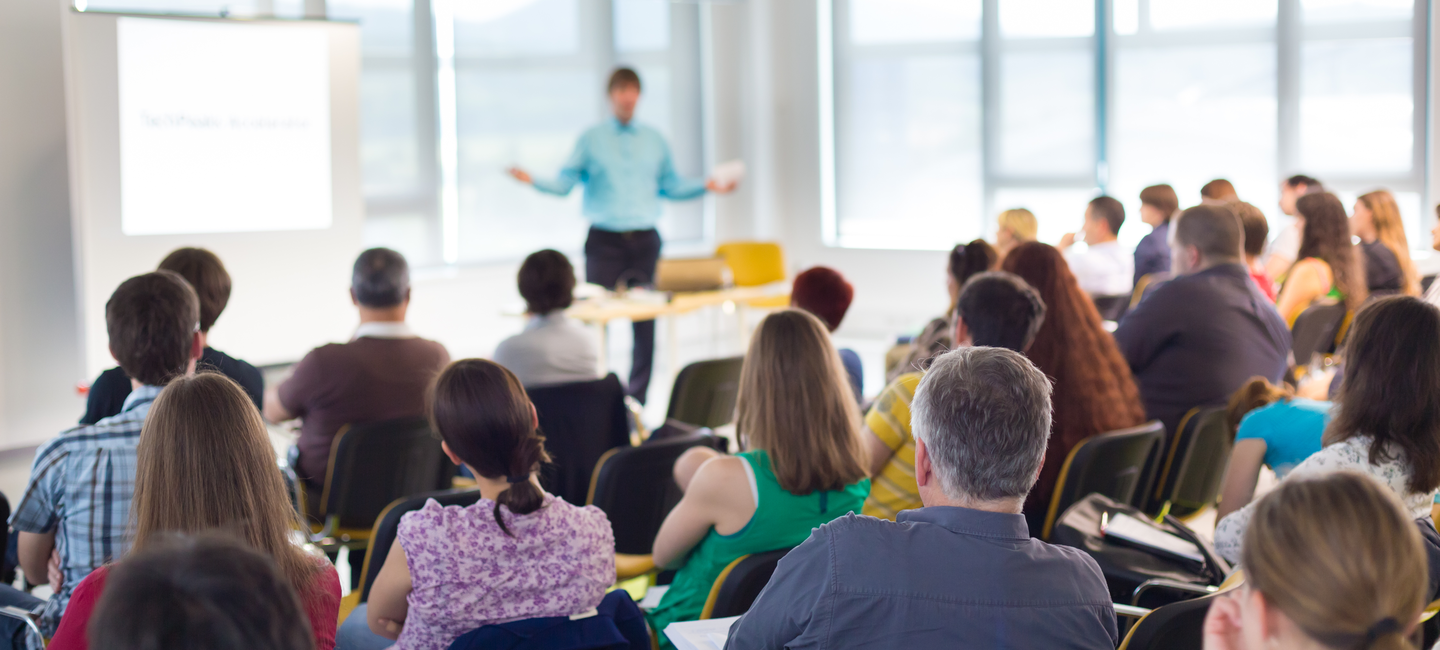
left=896, top=505, right=1031, bottom=540
left=608, top=116, right=637, bottom=133
left=525, top=311, right=568, bottom=331
left=353, top=321, right=418, bottom=341
left=115, top=384, right=163, bottom=416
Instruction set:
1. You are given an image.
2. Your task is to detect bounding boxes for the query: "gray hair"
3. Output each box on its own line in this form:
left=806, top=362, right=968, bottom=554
left=351, top=248, right=410, bottom=308
left=911, top=347, right=1053, bottom=502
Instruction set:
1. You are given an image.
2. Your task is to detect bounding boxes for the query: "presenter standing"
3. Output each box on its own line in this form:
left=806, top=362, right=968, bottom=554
left=509, top=67, right=736, bottom=404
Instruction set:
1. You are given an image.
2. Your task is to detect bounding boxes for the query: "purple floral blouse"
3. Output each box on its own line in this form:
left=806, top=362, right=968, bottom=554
left=393, top=494, right=615, bottom=650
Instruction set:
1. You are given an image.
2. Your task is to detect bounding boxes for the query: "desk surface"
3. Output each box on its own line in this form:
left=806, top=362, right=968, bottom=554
left=567, top=285, right=790, bottom=324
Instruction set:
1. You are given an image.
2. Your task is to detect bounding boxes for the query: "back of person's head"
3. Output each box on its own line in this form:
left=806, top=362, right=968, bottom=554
left=1243, top=471, right=1426, bottom=650
left=107, top=271, right=200, bottom=387
left=1229, top=200, right=1270, bottom=258
left=1225, top=377, right=1293, bottom=434
left=1139, top=184, right=1179, bottom=220
left=1285, top=174, right=1323, bottom=191
left=135, top=372, right=316, bottom=594
left=1173, top=203, right=1244, bottom=264
left=1358, top=189, right=1419, bottom=295
left=517, top=249, right=575, bottom=315
left=910, top=347, right=1053, bottom=503
left=737, top=309, right=866, bottom=495
left=997, top=208, right=1038, bottom=241
left=1200, top=178, right=1238, bottom=202
left=351, top=247, right=410, bottom=308
left=1297, top=192, right=1367, bottom=309
left=790, top=266, right=854, bottom=332
left=430, top=359, right=550, bottom=535
left=91, top=534, right=315, bottom=650
left=607, top=67, right=641, bottom=92
left=1327, top=296, right=1440, bottom=495
left=157, top=248, right=231, bottom=334
left=949, top=240, right=999, bottom=289
left=1087, top=196, right=1125, bottom=236
left=955, top=272, right=1046, bottom=352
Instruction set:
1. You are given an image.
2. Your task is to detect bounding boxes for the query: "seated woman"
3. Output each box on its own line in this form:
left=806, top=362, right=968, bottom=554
left=646, top=310, right=869, bottom=647
left=1274, top=192, right=1367, bottom=325
left=1214, top=296, right=1440, bottom=564
left=1203, top=472, right=1427, bottom=650
left=493, top=249, right=602, bottom=387
left=889, top=239, right=998, bottom=383
left=49, top=372, right=341, bottom=650
left=994, top=207, right=1038, bottom=260
left=337, top=359, right=614, bottom=650
left=1214, top=377, right=1330, bottom=522
left=1352, top=189, right=1420, bottom=297
left=790, top=266, right=864, bottom=402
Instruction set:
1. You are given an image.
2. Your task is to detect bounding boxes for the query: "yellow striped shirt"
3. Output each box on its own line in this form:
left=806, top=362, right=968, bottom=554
left=862, top=372, right=923, bottom=520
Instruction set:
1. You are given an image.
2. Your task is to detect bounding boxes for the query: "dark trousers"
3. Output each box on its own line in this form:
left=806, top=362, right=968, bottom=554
left=584, top=227, right=662, bottom=403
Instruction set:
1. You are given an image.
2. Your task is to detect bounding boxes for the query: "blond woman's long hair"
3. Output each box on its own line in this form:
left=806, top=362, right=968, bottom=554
left=736, top=309, right=867, bottom=495
left=997, top=208, right=1038, bottom=242
left=1243, top=471, right=1426, bottom=650
left=1358, top=189, right=1420, bottom=296
left=132, top=373, right=318, bottom=595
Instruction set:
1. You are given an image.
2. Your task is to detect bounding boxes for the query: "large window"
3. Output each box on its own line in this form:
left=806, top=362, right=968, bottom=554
left=827, top=0, right=1428, bottom=249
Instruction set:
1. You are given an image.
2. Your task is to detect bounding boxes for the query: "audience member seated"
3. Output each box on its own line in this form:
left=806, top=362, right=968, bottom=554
left=1200, top=178, right=1239, bottom=204
left=1264, top=174, right=1323, bottom=282
left=493, top=249, right=601, bottom=387
left=1002, top=243, right=1147, bottom=534
left=994, top=207, right=1038, bottom=260
left=336, top=359, right=614, bottom=650
left=1203, top=472, right=1426, bottom=650
left=726, top=347, right=1118, bottom=649
left=1231, top=200, right=1278, bottom=301
left=1134, top=184, right=1179, bottom=286
left=889, top=240, right=997, bottom=383
left=49, top=373, right=342, bottom=650
left=647, top=310, right=869, bottom=646
left=266, top=247, right=451, bottom=493
left=1353, top=189, right=1419, bottom=296
left=2, top=271, right=202, bottom=645
left=1274, top=192, right=1367, bottom=325
left=1059, top=196, right=1133, bottom=296
left=865, top=272, right=1046, bottom=520
left=1114, top=204, right=1291, bottom=437
left=1214, top=378, right=1329, bottom=523
left=790, top=266, right=864, bottom=401
left=81, top=248, right=262, bottom=424
left=1214, top=296, right=1440, bottom=563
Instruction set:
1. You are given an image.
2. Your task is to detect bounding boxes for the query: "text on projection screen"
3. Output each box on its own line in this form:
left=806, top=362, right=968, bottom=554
left=118, top=17, right=332, bottom=235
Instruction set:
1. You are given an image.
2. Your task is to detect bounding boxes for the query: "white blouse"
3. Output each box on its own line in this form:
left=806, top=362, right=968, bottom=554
left=1213, top=435, right=1437, bottom=564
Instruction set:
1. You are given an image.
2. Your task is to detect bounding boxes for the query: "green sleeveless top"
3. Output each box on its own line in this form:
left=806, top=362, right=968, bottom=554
left=646, top=449, right=869, bottom=647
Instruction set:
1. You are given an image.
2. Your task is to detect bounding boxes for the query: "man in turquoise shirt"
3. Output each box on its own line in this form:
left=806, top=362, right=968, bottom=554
left=510, top=67, right=734, bottom=403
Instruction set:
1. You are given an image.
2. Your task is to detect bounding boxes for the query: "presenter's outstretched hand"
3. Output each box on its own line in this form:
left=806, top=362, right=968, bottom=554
left=508, top=167, right=533, bottom=184
left=1058, top=232, right=1078, bottom=249
left=706, top=178, right=738, bottom=194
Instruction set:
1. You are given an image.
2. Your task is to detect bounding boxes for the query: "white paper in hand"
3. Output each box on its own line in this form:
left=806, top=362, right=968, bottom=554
left=664, top=616, right=739, bottom=650
left=710, top=160, right=746, bottom=187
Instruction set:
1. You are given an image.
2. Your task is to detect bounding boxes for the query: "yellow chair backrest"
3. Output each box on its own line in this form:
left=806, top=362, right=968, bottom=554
left=716, top=242, right=786, bottom=287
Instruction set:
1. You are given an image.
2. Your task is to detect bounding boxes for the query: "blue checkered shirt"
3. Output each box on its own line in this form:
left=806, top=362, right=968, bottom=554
left=10, top=384, right=158, bottom=639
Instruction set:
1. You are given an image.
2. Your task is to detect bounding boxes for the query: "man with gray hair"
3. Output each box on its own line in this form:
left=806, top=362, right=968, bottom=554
left=725, top=347, right=1117, bottom=649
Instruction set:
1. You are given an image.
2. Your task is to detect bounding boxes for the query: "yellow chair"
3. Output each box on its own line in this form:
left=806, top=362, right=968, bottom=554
left=716, top=242, right=786, bottom=287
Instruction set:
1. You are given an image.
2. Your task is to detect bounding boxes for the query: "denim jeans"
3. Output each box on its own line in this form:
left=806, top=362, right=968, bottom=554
left=0, top=586, right=44, bottom=650
left=335, top=604, right=395, bottom=650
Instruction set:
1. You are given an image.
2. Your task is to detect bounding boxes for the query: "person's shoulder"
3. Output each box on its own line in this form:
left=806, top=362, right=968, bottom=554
left=1028, top=537, right=1111, bottom=590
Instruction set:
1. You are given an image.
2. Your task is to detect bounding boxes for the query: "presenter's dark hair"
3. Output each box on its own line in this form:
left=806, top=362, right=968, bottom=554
left=1174, top=203, right=1244, bottom=262
left=956, top=272, right=1046, bottom=352
left=158, top=247, right=231, bottom=333
left=107, top=270, right=199, bottom=387
left=1087, top=196, right=1125, bottom=236
left=607, top=67, right=642, bottom=93
left=351, top=247, right=410, bottom=308
left=90, top=534, right=314, bottom=650
left=517, top=250, right=575, bottom=315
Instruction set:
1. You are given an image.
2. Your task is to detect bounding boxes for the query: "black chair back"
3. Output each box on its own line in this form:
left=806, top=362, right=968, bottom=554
left=1092, top=294, right=1130, bottom=321
left=1042, top=421, right=1165, bottom=540
left=588, top=431, right=723, bottom=555
left=358, top=489, right=481, bottom=603
left=666, top=357, right=743, bottom=428
left=1119, top=592, right=1219, bottom=650
left=1290, top=302, right=1347, bottom=368
left=1147, top=408, right=1232, bottom=516
left=529, top=374, right=632, bottom=506
left=702, top=548, right=793, bottom=620
left=322, top=417, right=455, bottom=530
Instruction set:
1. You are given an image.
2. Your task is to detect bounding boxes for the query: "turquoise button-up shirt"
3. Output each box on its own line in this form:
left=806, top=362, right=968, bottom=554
left=532, top=118, right=707, bottom=232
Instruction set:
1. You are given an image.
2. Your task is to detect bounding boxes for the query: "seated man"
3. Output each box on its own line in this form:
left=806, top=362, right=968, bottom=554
left=790, top=266, right=863, bottom=401
left=6, top=270, right=203, bottom=645
left=1114, top=204, right=1291, bottom=437
left=1059, top=196, right=1133, bottom=296
left=725, top=347, right=1117, bottom=649
left=81, top=247, right=263, bottom=424
left=266, top=248, right=450, bottom=493
left=864, top=272, right=1045, bottom=520
left=493, top=249, right=601, bottom=387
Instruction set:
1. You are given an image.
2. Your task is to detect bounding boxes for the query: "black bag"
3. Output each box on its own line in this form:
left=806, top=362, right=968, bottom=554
left=1050, top=494, right=1231, bottom=608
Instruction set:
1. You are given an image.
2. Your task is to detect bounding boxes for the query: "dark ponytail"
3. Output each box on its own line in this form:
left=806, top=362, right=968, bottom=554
left=949, top=240, right=999, bottom=289
left=429, top=359, right=552, bottom=536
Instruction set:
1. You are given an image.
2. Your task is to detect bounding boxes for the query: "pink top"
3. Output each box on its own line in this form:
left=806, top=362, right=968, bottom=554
left=395, top=494, right=615, bottom=650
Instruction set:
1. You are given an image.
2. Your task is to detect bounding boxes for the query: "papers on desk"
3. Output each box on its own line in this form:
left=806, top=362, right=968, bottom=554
left=664, top=616, right=739, bottom=650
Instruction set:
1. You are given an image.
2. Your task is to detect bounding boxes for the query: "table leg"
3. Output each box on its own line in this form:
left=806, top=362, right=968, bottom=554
left=594, top=320, right=608, bottom=375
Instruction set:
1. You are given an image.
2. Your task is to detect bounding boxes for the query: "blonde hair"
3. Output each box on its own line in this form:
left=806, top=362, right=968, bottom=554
left=1243, top=471, right=1426, bottom=650
left=133, top=373, right=318, bottom=595
left=736, top=309, right=867, bottom=495
left=1359, top=190, right=1420, bottom=296
left=997, top=209, right=1038, bottom=242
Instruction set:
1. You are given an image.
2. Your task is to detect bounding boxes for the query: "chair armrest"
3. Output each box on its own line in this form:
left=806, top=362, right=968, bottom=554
left=1114, top=604, right=1151, bottom=619
left=616, top=553, right=656, bottom=582
left=626, top=396, right=649, bottom=445
left=1132, top=578, right=1217, bottom=605
left=0, top=605, right=44, bottom=646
